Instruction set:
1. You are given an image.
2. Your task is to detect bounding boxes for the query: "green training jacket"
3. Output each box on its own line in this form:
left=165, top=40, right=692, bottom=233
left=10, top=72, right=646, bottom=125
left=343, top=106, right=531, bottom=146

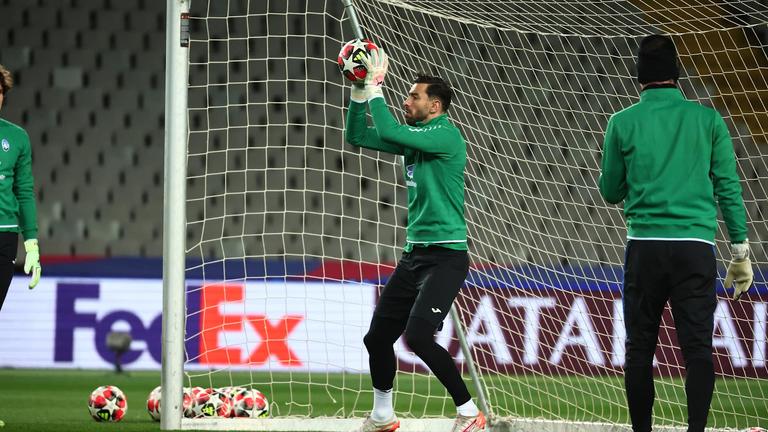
left=0, top=118, right=38, bottom=240
left=599, top=87, right=747, bottom=244
left=345, top=97, right=467, bottom=251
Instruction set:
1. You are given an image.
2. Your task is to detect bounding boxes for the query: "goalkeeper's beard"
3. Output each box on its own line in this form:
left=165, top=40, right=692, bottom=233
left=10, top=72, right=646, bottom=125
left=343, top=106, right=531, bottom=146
left=404, top=108, right=425, bottom=126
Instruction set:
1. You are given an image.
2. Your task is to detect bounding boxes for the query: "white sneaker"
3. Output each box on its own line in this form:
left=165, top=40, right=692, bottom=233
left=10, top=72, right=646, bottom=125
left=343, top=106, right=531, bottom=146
left=357, top=414, right=400, bottom=432
left=451, top=411, right=486, bottom=432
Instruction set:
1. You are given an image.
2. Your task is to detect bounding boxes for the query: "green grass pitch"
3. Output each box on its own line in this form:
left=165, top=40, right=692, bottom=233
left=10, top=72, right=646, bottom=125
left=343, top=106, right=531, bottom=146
left=0, top=369, right=764, bottom=431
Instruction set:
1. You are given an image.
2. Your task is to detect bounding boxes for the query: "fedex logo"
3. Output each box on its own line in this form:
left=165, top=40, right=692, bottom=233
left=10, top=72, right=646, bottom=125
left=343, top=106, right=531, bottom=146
left=54, top=283, right=165, bottom=364
left=197, top=284, right=303, bottom=366
left=53, top=282, right=307, bottom=368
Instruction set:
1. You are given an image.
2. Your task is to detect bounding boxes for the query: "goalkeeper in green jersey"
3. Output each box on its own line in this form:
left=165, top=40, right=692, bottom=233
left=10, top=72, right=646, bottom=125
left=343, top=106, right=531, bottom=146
left=598, top=35, right=752, bottom=432
left=0, top=64, right=42, bottom=312
left=344, top=49, right=485, bottom=432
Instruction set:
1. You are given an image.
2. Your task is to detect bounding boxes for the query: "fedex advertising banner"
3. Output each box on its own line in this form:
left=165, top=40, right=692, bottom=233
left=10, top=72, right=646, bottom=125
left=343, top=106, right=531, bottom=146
left=0, top=276, right=765, bottom=377
left=0, top=278, right=374, bottom=371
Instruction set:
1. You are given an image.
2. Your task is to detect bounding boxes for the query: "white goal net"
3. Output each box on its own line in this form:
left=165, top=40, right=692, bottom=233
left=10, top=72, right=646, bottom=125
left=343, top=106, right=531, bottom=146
left=178, top=0, right=768, bottom=430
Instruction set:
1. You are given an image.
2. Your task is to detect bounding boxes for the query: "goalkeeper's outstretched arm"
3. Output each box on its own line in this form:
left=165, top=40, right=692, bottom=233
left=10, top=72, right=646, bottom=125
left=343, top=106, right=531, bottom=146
left=368, top=98, right=460, bottom=157
left=344, top=100, right=404, bottom=155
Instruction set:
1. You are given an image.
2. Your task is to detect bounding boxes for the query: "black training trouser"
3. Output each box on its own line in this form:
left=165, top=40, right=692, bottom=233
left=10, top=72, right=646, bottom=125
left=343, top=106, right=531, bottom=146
left=0, top=232, right=18, bottom=312
left=363, top=246, right=471, bottom=406
left=623, top=240, right=717, bottom=432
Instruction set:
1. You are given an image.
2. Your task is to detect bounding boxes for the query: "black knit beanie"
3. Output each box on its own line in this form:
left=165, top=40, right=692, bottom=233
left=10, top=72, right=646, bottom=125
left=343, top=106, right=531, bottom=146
left=636, top=35, right=680, bottom=84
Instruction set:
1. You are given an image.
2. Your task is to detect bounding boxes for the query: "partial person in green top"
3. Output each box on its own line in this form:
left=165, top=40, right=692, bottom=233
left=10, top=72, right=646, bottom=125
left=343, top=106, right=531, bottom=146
left=0, top=64, right=42, bottom=313
left=344, top=48, right=485, bottom=432
left=598, top=35, right=753, bottom=432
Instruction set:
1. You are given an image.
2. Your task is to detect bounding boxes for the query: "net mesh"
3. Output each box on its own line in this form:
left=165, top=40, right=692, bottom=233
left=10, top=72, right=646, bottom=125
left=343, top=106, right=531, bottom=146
left=183, top=0, right=768, bottom=428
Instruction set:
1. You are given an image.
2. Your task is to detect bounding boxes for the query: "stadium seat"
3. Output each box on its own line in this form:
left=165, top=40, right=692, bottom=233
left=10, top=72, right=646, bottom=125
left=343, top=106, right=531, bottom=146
left=27, top=6, right=58, bottom=30
left=65, top=48, right=98, bottom=71
left=98, top=50, right=133, bottom=71
left=59, top=9, right=91, bottom=32
left=108, top=237, right=144, bottom=256
left=93, top=9, right=126, bottom=30
left=92, top=108, right=129, bottom=130
left=85, top=68, right=120, bottom=89
left=78, top=29, right=113, bottom=51
left=126, top=9, right=161, bottom=33
left=42, top=88, right=72, bottom=110
left=11, top=27, right=45, bottom=48
left=72, top=87, right=105, bottom=111
left=52, top=67, right=84, bottom=89
left=0, top=4, right=24, bottom=27
left=113, top=31, right=146, bottom=52
left=46, top=28, right=79, bottom=51
left=0, top=46, right=31, bottom=69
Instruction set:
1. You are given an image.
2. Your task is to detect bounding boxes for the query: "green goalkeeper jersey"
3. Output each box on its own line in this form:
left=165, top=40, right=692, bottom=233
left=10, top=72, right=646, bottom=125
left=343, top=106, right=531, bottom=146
left=0, top=118, right=38, bottom=240
left=345, top=98, right=467, bottom=251
left=599, top=87, right=747, bottom=244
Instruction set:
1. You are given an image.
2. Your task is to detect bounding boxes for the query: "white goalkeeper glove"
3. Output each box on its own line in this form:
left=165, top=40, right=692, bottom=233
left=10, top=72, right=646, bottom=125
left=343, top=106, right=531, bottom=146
left=24, top=239, right=41, bottom=289
left=724, top=241, right=753, bottom=300
left=350, top=82, right=371, bottom=103
left=350, top=48, right=389, bottom=102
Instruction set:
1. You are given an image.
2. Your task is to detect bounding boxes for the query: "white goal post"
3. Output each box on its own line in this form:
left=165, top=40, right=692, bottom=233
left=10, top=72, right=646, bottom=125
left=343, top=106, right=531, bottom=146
left=162, top=0, right=768, bottom=431
left=161, top=0, right=190, bottom=430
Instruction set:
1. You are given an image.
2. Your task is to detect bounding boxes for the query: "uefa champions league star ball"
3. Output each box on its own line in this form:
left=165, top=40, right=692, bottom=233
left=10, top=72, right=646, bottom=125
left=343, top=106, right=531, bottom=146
left=146, top=385, right=161, bottom=421
left=338, top=38, right=380, bottom=83
left=87, top=385, right=127, bottom=422
left=188, top=388, right=233, bottom=418
left=231, top=388, right=269, bottom=418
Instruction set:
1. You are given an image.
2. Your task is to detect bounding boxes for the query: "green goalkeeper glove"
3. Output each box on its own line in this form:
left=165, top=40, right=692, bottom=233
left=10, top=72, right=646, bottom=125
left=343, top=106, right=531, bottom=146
left=724, top=241, right=753, bottom=300
left=24, top=239, right=41, bottom=289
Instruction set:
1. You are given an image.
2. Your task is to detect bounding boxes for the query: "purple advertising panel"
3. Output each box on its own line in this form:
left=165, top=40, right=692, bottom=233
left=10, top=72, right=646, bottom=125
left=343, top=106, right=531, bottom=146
left=393, top=288, right=768, bottom=378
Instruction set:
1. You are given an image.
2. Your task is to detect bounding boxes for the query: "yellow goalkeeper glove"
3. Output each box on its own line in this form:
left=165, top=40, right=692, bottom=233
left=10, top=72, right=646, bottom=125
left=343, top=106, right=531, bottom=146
left=24, top=239, right=41, bottom=289
left=724, top=241, right=753, bottom=300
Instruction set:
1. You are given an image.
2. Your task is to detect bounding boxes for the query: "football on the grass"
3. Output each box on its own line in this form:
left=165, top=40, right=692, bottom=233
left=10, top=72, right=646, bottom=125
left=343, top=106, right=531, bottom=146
left=88, top=385, right=127, bottom=422
left=338, top=38, right=380, bottom=83
left=187, top=388, right=233, bottom=418
left=147, top=385, right=161, bottom=421
left=231, top=388, right=269, bottom=418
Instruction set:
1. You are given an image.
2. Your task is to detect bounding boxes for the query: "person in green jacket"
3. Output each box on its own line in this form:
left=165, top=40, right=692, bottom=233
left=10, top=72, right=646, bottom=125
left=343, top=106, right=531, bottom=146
left=599, top=35, right=753, bottom=432
left=0, top=64, right=42, bottom=312
left=344, top=47, right=485, bottom=432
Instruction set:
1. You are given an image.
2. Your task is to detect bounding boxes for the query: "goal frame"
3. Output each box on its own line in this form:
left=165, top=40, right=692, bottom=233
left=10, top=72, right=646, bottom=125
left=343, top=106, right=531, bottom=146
left=161, top=0, right=190, bottom=430
left=159, top=0, right=491, bottom=430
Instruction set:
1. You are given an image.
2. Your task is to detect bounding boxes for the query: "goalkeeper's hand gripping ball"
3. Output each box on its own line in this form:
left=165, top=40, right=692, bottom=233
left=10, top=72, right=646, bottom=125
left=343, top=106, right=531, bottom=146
left=338, top=38, right=380, bottom=83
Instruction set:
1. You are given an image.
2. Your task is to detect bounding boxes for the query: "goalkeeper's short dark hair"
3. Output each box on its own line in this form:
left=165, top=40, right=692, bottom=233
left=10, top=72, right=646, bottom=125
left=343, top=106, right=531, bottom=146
left=414, top=73, right=453, bottom=112
left=0, top=64, right=13, bottom=96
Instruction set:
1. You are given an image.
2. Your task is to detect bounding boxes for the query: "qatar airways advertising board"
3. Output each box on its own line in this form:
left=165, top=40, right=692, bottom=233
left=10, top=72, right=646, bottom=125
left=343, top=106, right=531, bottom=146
left=0, top=276, right=765, bottom=377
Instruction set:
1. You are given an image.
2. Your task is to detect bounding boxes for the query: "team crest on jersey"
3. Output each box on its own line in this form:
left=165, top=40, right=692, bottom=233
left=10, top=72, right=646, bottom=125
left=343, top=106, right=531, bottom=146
left=405, top=164, right=416, bottom=187
left=1, top=139, right=9, bottom=152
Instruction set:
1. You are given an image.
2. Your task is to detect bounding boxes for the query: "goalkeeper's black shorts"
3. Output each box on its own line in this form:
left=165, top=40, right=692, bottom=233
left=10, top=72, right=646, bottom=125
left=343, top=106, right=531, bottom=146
left=373, top=245, right=469, bottom=329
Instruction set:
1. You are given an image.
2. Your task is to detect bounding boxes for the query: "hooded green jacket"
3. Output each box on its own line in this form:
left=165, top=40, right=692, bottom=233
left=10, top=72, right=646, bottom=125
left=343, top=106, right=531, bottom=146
left=599, top=87, right=747, bottom=244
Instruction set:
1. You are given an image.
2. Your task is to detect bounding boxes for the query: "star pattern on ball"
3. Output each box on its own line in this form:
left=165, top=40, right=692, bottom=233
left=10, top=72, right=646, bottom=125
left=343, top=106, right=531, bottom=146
left=341, top=54, right=360, bottom=75
left=104, top=396, right=120, bottom=413
left=349, top=38, right=369, bottom=52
